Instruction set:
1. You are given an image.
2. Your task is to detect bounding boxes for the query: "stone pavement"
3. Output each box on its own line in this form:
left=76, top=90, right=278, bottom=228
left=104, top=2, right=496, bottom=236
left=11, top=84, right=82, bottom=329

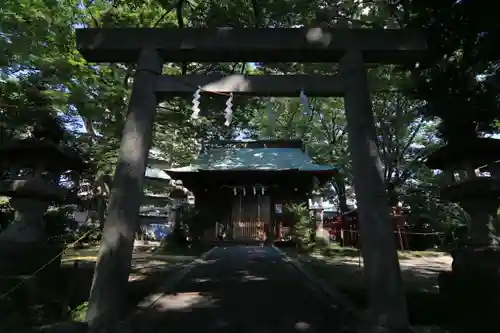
left=132, top=245, right=358, bottom=333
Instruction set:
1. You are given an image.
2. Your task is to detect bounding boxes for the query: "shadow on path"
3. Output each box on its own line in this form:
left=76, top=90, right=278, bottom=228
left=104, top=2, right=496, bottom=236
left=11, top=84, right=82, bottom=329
left=131, top=246, right=358, bottom=333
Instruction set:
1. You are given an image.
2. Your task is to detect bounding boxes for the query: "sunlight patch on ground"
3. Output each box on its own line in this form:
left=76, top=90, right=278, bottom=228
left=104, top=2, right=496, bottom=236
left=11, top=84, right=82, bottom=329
left=199, top=259, right=218, bottom=265
left=133, top=261, right=170, bottom=270
left=240, top=274, right=268, bottom=282
left=193, top=278, right=211, bottom=283
left=140, top=292, right=217, bottom=311
left=298, top=251, right=452, bottom=293
left=61, top=256, right=97, bottom=262
left=294, top=321, right=313, bottom=332
left=129, top=273, right=148, bottom=282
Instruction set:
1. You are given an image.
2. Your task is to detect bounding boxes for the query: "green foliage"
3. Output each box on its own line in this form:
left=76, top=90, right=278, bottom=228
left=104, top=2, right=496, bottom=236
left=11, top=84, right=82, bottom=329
left=43, top=208, right=76, bottom=242
left=70, top=223, right=102, bottom=246
left=4, top=0, right=500, bottom=330
left=1, top=0, right=493, bottom=237
left=0, top=0, right=454, bottom=213
left=285, top=202, right=314, bottom=250
left=400, top=169, right=470, bottom=249
left=70, top=301, right=88, bottom=322
left=0, top=198, right=14, bottom=231
left=405, top=1, right=500, bottom=139
left=182, top=207, right=212, bottom=241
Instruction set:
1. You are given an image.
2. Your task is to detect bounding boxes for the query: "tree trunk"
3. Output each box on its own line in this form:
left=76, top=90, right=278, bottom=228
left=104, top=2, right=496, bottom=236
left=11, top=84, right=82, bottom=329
left=96, top=195, right=106, bottom=230
left=334, top=173, right=349, bottom=213
left=340, top=49, right=408, bottom=331
left=387, top=183, right=399, bottom=207
left=85, top=49, right=163, bottom=330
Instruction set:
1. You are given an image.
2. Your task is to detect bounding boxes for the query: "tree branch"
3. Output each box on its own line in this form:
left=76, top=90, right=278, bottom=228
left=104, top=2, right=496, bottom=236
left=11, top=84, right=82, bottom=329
left=251, top=0, right=262, bottom=27
left=153, top=1, right=179, bottom=28
left=176, top=0, right=187, bottom=75
left=399, top=116, right=425, bottom=161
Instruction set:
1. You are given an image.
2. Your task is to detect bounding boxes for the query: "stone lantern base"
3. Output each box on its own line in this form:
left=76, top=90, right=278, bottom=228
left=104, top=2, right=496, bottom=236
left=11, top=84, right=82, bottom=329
left=437, top=180, right=500, bottom=331
left=0, top=241, right=64, bottom=276
left=0, top=180, right=69, bottom=276
left=439, top=246, right=500, bottom=332
left=312, top=210, right=329, bottom=246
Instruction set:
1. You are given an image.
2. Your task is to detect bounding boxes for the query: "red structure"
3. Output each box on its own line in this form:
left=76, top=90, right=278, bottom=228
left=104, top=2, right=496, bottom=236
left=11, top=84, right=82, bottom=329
left=324, top=207, right=409, bottom=250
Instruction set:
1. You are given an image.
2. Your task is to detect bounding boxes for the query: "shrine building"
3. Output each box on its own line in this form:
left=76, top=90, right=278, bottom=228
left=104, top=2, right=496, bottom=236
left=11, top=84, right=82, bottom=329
left=165, top=139, right=336, bottom=242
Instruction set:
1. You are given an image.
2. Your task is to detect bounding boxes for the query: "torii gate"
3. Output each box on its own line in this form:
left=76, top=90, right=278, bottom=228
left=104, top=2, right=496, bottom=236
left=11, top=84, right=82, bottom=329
left=76, top=27, right=426, bottom=330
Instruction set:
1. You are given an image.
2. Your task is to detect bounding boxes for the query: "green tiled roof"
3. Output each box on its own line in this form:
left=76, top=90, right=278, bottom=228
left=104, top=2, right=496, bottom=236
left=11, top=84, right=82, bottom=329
left=168, top=148, right=335, bottom=172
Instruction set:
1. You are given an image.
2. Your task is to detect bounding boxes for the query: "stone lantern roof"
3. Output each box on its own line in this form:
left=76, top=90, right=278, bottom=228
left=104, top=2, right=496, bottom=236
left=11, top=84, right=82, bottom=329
left=426, top=137, right=500, bottom=170
left=0, top=139, right=86, bottom=172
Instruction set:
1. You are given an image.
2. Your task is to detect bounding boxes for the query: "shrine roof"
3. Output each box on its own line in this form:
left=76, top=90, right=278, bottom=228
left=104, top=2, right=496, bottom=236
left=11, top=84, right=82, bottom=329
left=167, top=147, right=336, bottom=173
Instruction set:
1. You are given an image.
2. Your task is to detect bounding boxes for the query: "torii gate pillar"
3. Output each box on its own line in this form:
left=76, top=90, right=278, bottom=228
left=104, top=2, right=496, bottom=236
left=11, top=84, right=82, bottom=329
left=340, top=50, right=408, bottom=330
left=85, top=49, right=164, bottom=328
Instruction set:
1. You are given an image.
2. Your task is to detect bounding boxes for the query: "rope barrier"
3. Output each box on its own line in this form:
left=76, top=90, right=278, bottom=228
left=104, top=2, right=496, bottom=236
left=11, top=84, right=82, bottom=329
left=326, top=228, right=446, bottom=236
left=334, top=226, right=445, bottom=236
left=0, top=227, right=99, bottom=300
left=0, top=225, right=178, bottom=332
left=327, top=228, right=451, bottom=252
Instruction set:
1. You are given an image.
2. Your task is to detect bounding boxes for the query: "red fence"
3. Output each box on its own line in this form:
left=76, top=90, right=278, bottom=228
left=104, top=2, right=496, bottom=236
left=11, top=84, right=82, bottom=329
left=323, top=209, right=447, bottom=250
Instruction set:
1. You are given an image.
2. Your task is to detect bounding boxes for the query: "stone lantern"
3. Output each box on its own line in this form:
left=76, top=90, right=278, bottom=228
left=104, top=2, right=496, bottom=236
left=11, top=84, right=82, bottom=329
left=0, top=138, right=85, bottom=274
left=187, top=192, right=195, bottom=205
left=309, top=177, right=328, bottom=245
left=425, top=137, right=500, bottom=331
left=168, top=179, right=189, bottom=232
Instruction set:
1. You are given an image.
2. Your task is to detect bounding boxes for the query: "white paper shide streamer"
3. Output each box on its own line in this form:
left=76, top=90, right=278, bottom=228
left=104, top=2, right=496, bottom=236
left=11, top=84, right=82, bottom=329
left=299, top=89, right=313, bottom=117
left=191, top=87, right=201, bottom=119
left=224, top=93, right=233, bottom=126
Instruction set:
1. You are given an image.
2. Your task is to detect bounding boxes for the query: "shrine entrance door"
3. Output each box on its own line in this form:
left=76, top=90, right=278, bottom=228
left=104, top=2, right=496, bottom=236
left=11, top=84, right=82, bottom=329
left=231, top=195, right=271, bottom=241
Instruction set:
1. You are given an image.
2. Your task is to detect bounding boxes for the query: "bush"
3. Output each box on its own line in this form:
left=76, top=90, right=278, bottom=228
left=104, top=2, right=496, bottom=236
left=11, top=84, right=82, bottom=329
left=0, top=198, right=14, bottom=232
left=285, top=203, right=315, bottom=251
left=44, top=208, right=75, bottom=243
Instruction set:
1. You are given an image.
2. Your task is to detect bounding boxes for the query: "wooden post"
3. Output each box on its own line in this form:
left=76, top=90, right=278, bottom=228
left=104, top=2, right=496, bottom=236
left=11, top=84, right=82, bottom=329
left=398, top=229, right=404, bottom=251
left=85, top=49, right=163, bottom=329
left=340, top=49, right=409, bottom=329
left=349, top=226, right=353, bottom=246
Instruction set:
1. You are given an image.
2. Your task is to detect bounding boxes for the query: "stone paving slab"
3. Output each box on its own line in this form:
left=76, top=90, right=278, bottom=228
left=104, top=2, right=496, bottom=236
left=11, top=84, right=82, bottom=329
left=132, top=245, right=358, bottom=333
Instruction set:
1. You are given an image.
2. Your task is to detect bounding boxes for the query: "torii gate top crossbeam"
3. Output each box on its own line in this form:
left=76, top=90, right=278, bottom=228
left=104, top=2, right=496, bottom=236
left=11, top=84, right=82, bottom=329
left=76, top=28, right=426, bottom=64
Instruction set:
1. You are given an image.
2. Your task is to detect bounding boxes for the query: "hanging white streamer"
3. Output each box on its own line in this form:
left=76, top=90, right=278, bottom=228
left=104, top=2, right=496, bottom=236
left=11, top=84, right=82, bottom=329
left=224, top=93, right=233, bottom=126
left=191, top=87, right=201, bottom=119
left=299, top=89, right=313, bottom=117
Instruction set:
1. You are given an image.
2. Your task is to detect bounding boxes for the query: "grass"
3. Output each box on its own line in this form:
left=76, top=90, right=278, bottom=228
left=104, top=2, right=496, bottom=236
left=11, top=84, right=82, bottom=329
left=306, top=244, right=449, bottom=260
left=280, top=245, right=453, bottom=329
left=0, top=242, right=213, bottom=332
left=62, top=245, right=100, bottom=262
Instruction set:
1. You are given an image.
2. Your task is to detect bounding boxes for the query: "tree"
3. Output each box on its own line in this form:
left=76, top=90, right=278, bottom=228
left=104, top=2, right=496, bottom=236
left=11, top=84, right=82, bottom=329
left=372, top=88, right=438, bottom=205
left=3, top=0, right=456, bottom=330
left=402, top=0, right=500, bottom=139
